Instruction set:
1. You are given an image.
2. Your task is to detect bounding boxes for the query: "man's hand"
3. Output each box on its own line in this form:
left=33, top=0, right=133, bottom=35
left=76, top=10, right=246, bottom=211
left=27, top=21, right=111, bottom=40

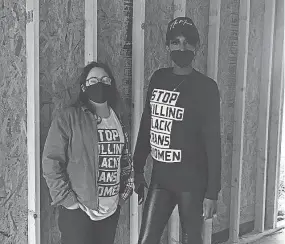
left=203, top=198, right=217, bottom=220
left=65, top=202, right=80, bottom=210
left=134, top=173, right=148, bottom=205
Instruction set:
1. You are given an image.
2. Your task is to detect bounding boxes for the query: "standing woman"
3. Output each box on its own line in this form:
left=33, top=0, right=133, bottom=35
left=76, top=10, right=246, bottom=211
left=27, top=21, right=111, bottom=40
left=42, top=61, right=133, bottom=244
left=133, top=17, right=222, bottom=244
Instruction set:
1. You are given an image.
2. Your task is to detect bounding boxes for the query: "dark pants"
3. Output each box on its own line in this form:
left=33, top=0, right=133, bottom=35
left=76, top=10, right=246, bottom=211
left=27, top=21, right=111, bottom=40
left=138, top=184, right=204, bottom=244
left=58, top=206, right=120, bottom=244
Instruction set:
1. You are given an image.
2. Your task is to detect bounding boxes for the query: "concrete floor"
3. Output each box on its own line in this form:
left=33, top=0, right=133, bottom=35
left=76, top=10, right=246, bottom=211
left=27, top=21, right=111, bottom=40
left=251, top=229, right=285, bottom=244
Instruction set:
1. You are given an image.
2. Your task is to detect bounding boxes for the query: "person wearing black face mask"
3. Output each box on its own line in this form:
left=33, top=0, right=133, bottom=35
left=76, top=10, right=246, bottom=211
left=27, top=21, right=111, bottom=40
left=42, top=61, right=133, bottom=244
left=133, top=17, right=222, bottom=244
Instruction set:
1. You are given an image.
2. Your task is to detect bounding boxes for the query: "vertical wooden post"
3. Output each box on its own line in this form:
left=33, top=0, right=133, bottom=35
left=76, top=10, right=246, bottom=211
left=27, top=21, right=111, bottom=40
left=168, top=3, right=187, bottom=243
left=26, top=0, right=40, bottom=243
left=202, top=218, right=213, bottom=244
left=266, top=0, right=284, bottom=230
left=229, top=1, right=250, bottom=243
left=85, top=0, right=98, bottom=64
left=255, top=0, right=276, bottom=233
left=201, top=1, right=221, bottom=243
left=131, top=1, right=145, bottom=243
left=174, top=0, right=186, bottom=17
left=207, top=0, right=221, bottom=81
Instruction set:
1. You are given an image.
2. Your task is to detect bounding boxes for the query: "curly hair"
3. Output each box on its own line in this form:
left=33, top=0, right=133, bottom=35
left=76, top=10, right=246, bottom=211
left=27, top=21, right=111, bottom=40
left=78, top=61, right=118, bottom=110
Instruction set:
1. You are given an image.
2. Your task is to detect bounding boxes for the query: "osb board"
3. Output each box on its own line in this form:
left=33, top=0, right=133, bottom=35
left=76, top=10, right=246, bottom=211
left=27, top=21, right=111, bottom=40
left=240, top=0, right=265, bottom=224
left=214, top=0, right=240, bottom=233
left=97, top=0, right=131, bottom=127
left=0, top=1, right=27, bottom=244
left=143, top=1, right=174, bottom=243
left=39, top=0, right=84, bottom=243
left=144, top=0, right=173, bottom=95
left=97, top=1, right=132, bottom=243
left=186, top=0, right=209, bottom=74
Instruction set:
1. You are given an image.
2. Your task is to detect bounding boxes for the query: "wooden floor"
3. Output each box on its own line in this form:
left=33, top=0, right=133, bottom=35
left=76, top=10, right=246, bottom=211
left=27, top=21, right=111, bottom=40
left=251, top=229, right=285, bottom=244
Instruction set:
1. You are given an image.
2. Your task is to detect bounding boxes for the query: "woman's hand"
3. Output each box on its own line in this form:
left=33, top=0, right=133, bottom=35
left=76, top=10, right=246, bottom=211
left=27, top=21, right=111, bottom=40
left=203, top=198, right=217, bottom=220
left=134, top=173, right=148, bottom=205
left=65, top=202, right=80, bottom=210
left=118, top=197, right=126, bottom=207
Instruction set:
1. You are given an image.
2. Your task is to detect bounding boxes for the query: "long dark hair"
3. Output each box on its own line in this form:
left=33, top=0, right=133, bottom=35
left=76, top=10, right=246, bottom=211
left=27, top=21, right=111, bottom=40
left=78, top=61, right=118, bottom=110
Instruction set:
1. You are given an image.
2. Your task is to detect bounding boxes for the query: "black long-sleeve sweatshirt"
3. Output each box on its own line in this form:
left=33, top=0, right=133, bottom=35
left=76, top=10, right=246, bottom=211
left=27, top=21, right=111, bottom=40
left=133, top=68, right=222, bottom=200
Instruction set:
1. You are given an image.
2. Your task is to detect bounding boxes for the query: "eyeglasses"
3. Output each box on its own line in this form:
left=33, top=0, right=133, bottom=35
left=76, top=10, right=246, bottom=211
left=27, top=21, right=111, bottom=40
left=86, top=76, right=112, bottom=86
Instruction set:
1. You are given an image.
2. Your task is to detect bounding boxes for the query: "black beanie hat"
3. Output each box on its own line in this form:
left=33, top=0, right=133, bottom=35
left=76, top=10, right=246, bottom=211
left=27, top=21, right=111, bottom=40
left=166, top=17, right=200, bottom=46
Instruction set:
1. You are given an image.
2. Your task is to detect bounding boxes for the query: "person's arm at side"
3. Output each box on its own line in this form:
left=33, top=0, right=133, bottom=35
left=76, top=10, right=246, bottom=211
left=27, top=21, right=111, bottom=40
left=119, top=130, right=134, bottom=205
left=133, top=72, right=157, bottom=203
left=202, top=80, right=222, bottom=218
left=133, top=73, right=156, bottom=174
left=42, top=112, right=78, bottom=209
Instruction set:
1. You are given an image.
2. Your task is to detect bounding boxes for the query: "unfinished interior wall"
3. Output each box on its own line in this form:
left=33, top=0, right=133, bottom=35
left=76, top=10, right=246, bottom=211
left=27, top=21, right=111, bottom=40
left=38, top=0, right=277, bottom=243
left=97, top=1, right=132, bottom=243
left=241, top=0, right=264, bottom=227
left=143, top=0, right=174, bottom=242
left=215, top=0, right=240, bottom=236
left=0, top=1, right=28, bottom=244
left=39, top=0, right=84, bottom=243
left=186, top=0, right=209, bottom=74
left=39, top=0, right=134, bottom=243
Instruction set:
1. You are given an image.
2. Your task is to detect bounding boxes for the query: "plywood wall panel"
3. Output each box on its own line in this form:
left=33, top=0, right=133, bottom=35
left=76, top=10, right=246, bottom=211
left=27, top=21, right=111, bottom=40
left=33, top=0, right=279, bottom=242
left=97, top=1, right=132, bottom=243
left=186, top=0, right=209, bottom=74
left=240, top=0, right=265, bottom=224
left=39, top=0, right=84, bottom=243
left=215, top=0, right=240, bottom=233
left=97, top=0, right=127, bottom=106
left=143, top=1, right=175, bottom=243
left=0, top=1, right=28, bottom=244
left=144, top=0, right=173, bottom=93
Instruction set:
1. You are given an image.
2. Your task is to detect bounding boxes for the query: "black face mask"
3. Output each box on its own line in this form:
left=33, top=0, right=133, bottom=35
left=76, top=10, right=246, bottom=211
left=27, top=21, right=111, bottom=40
left=170, top=50, right=195, bottom=68
left=85, top=83, right=111, bottom=104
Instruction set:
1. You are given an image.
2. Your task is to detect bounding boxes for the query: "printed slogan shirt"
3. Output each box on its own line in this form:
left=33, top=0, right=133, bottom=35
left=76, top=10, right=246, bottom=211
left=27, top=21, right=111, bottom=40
left=133, top=68, right=222, bottom=200
left=80, top=109, right=127, bottom=220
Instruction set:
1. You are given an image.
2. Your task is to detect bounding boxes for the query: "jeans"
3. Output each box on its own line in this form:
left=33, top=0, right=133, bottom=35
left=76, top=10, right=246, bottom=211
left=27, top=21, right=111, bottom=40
left=58, top=205, right=120, bottom=244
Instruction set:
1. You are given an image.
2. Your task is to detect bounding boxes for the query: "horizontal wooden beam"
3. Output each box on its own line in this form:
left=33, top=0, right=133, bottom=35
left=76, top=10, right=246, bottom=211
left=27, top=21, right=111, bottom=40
left=239, top=225, right=285, bottom=244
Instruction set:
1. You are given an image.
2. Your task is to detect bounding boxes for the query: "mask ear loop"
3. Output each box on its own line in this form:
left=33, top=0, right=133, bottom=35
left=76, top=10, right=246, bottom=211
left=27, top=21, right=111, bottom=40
left=95, top=114, right=102, bottom=124
left=81, top=83, right=102, bottom=124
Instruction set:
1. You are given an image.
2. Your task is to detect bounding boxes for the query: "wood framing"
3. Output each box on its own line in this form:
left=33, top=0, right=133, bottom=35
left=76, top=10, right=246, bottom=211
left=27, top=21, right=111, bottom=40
left=131, top=0, right=145, bottom=243
left=266, top=0, right=284, bottom=229
left=239, top=223, right=285, bottom=244
left=168, top=206, right=180, bottom=244
left=202, top=218, right=213, bottom=244
left=229, top=1, right=250, bottom=243
left=173, top=0, right=186, bottom=18
left=207, top=0, right=221, bottom=81
left=26, top=0, right=41, bottom=243
left=255, top=0, right=276, bottom=233
left=85, top=0, right=98, bottom=64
